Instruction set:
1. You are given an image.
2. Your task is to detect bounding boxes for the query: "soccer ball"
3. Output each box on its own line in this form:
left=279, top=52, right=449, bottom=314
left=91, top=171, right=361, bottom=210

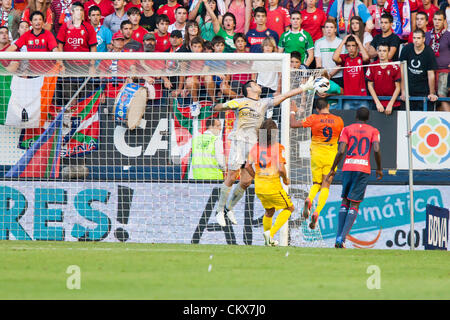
left=313, top=77, right=330, bottom=94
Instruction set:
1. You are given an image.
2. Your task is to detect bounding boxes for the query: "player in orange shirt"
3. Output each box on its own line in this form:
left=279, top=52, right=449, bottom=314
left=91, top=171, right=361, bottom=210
left=290, top=98, right=344, bottom=229
left=245, top=119, right=294, bottom=246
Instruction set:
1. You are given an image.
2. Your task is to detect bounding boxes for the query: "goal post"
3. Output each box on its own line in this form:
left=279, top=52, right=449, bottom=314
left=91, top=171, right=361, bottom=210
left=0, top=51, right=322, bottom=246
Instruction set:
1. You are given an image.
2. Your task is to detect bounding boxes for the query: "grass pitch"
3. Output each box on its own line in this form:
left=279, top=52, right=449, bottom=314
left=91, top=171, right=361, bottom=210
left=0, top=241, right=449, bottom=300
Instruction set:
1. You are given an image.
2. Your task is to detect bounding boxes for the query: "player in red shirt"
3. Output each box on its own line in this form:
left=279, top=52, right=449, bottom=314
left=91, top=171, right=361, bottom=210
left=266, top=0, right=291, bottom=38
left=300, top=0, right=327, bottom=42
left=366, top=43, right=401, bottom=115
left=154, top=14, right=171, bottom=52
left=326, top=107, right=383, bottom=248
left=8, top=11, right=59, bottom=73
left=333, top=34, right=370, bottom=109
left=156, top=0, right=182, bottom=24
left=84, top=0, right=114, bottom=23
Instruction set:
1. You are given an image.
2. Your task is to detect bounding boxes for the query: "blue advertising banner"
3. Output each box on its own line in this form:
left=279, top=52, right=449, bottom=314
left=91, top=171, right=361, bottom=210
left=425, top=205, right=449, bottom=250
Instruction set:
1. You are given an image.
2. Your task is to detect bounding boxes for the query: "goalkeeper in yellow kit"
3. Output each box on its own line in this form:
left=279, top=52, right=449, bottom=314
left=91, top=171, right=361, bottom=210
left=245, top=119, right=294, bottom=246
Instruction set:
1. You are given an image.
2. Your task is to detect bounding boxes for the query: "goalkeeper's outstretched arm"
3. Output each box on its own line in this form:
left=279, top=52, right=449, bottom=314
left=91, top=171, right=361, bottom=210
left=272, top=76, right=314, bottom=106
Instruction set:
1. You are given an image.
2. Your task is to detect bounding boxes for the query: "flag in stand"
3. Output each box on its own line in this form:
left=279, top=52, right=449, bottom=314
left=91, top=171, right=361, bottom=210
left=390, top=0, right=402, bottom=35
left=19, top=87, right=103, bottom=158
left=5, top=107, right=65, bottom=179
left=172, top=99, right=219, bottom=179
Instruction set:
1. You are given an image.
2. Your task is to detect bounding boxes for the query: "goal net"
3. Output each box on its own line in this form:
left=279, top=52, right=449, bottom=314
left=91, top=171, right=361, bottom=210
left=0, top=52, right=323, bottom=247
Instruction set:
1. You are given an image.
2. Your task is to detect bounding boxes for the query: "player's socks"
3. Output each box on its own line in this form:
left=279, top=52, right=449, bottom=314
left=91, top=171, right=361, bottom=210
left=217, top=184, right=232, bottom=213
left=315, top=187, right=329, bottom=215
left=263, top=215, right=273, bottom=232
left=270, top=209, right=292, bottom=238
left=226, top=184, right=246, bottom=210
left=307, top=184, right=321, bottom=203
left=336, top=204, right=349, bottom=242
left=339, top=207, right=358, bottom=241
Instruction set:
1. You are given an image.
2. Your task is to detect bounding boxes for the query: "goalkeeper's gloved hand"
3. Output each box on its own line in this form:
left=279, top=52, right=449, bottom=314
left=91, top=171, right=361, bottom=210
left=300, top=76, right=315, bottom=92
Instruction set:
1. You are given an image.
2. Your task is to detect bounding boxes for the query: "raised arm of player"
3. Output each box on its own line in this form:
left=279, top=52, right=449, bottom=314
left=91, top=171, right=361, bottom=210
left=290, top=101, right=306, bottom=128
left=272, top=76, right=315, bottom=107
left=325, top=141, right=347, bottom=183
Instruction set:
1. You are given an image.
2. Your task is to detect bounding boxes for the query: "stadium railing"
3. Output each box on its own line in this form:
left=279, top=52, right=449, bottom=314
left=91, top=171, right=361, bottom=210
left=331, top=95, right=450, bottom=111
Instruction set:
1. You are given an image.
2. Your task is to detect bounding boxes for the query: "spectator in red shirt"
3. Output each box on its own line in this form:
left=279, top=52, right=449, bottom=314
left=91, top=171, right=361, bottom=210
left=84, top=0, right=114, bottom=24
left=408, top=11, right=428, bottom=42
left=366, top=42, right=401, bottom=115
left=266, top=0, right=291, bottom=38
left=333, top=34, right=370, bottom=110
left=57, top=2, right=97, bottom=72
left=418, top=0, right=439, bottom=31
left=8, top=11, right=58, bottom=75
left=125, top=0, right=142, bottom=12
left=156, top=0, right=182, bottom=24
left=300, top=0, right=327, bottom=42
left=384, top=0, right=418, bottom=41
left=56, top=2, right=98, bottom=108
left=154, top=14, right=171, bottom=52
left=24, top=0, right=54, bottom=32
left=127, top=6, right=148, bottom=43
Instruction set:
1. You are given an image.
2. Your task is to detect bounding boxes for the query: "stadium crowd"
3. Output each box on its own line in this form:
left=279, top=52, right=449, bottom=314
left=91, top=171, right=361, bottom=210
left=0, top=0, right=448, bottom=111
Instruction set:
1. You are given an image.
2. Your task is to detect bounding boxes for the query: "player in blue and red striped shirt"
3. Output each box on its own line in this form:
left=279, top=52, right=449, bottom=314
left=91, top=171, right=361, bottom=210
left=326, top=107, right=383, bottom=248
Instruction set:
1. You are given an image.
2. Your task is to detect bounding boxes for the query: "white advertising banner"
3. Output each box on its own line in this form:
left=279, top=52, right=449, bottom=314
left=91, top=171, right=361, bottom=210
left=397, top=111, right=450, bottom=169
left=0, top=181, right=449, bottom=250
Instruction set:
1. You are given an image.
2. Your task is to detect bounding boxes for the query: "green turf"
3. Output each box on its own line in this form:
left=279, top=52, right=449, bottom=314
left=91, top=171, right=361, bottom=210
left=0, top=240, right=449, bottom=300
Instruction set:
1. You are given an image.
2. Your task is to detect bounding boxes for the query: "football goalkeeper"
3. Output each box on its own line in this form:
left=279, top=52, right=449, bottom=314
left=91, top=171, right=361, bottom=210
left=245, top=119, right=294, bottom=246
left=213, top=77, right=315, bottom=227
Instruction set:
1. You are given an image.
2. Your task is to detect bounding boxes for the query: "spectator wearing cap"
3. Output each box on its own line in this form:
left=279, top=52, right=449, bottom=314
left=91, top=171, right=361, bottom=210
left=168, top=6, right=187, bottom=38
left=165, top=29, right=183, bottom=52
left=143, top=32, right=156, bottom=51
left=83, top=0, right=114, bottom=25
left=89, top=5, right=113, bottom=52
left=121, top=20, right=143, bottom=51
left=104, top=0, right=128, bottom=34
left=127, top=6, right=148, bottom=43
left=154, top=14, right=171, bottom=52
left=0, top=0, right=21, bottom=40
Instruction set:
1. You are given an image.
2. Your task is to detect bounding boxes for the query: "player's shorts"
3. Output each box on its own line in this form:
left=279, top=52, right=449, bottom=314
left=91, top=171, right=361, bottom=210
left=341, top=171, right=370, bottom=203
left=257, top=189, right=294, bottom=210
left=311, top=146, right=338, bottom=184
left=228, top=139, right=254, bottom=170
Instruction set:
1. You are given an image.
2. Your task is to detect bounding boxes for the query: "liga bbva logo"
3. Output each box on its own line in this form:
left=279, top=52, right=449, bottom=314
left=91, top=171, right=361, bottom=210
left=411, top=116, right=450, bottom=165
